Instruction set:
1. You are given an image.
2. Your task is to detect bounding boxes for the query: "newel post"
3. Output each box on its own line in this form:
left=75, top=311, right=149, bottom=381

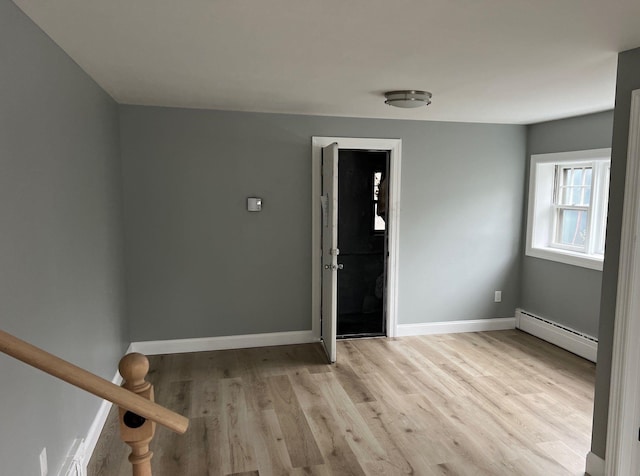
left=119, top=353, right=156, bottom=476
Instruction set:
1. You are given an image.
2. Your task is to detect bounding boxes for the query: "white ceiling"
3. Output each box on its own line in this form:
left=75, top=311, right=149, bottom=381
left=13, top=0, right=640, bottom=124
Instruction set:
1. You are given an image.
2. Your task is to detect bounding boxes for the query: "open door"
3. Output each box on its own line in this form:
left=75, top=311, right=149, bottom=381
left=321, top=143, right=339, bottom=362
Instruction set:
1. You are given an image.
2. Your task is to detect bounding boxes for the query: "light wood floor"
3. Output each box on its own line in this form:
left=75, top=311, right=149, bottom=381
left=88, top=330, right=595, bottom=476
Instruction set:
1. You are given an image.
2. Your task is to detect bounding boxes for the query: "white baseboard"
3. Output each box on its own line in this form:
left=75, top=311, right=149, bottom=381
left=396, top=317, right=516, bottom=337
left=130, top=330, right=318, bottom=355
left=516, top=309, right=597, bottom=362
left=585, top=451, right=605, bottom=476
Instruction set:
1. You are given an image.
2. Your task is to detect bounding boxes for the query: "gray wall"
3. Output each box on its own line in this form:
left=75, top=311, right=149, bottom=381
left=2, top=0, right=633, bottom=464
left=522, top=111, right=614, bottom=337
left=119, top=106, right=526, bottom=341
left=0, top=1, right=127, bottom=474
left=591, top=47, right=640, bottom=460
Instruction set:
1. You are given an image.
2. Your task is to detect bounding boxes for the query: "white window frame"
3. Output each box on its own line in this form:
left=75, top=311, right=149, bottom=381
left=526, top=148, right=611, bottom=271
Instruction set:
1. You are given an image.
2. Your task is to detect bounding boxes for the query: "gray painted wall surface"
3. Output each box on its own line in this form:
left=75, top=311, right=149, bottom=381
left=0, top=1, right=127, bottom=474
left=591, top=47, right=640, bottom=460
left=522, top=111, right=613, bottom=337
left=119, top=106, right=526, bottom=341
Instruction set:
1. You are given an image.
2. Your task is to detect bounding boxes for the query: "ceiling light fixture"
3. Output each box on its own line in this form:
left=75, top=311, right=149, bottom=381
left=384, top=90, right=432, bottom=108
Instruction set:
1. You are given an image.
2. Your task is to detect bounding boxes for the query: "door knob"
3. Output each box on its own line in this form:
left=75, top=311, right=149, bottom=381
left=324, top=264, right=344, bottom=270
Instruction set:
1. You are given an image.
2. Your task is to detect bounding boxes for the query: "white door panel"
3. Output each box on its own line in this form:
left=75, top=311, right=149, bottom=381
left=321, top=143, right=338, bottom=363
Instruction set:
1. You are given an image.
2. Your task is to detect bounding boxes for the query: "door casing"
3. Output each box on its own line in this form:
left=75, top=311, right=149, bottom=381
left=311, top=137, right=402, bottom=345
left=605, top=88, right=640, bottom=475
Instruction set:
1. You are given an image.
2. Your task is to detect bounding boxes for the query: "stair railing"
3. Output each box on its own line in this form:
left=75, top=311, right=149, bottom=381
left=0, top=329, right=189, bottom=476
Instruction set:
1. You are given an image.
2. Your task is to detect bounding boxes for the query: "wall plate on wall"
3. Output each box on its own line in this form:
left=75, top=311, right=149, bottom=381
left=247, top=197, right=262, bottom=212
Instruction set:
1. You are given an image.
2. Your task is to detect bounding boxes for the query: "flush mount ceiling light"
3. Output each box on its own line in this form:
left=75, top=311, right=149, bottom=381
left=384, top=90, right=432, bottom=108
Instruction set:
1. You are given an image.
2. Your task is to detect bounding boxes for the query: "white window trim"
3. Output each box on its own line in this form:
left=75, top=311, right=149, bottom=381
left=526, top=148, right=611, bottom=271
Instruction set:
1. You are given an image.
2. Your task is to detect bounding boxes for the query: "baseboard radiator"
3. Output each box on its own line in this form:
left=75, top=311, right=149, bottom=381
left=515, top=309, right=597, bottom=363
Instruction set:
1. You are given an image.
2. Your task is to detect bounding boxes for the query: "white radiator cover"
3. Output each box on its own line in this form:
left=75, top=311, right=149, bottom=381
left=516, top=309, right=598, bottom=362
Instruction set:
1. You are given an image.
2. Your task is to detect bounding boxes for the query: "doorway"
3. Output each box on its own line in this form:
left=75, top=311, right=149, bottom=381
left=336, top=150, right=389, bottom=338
left=311, top=137, right=402, bottom=362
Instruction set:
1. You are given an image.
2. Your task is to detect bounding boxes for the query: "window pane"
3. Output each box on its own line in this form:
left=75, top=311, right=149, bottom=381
left=373, top=172, right=385, bottom=232
left=571, top=168, right=582, bottom=186
left=583, top=168, right=592, bottom=204
left=373, top=172, right=382, bottom=200
left=557, top=209, right=587, bottom=247
left=571, top=186, right=582, bottom=205
left=557, top=167, right=592, bottom=206
left=584, top=168, right=592, bottom=184
left=582, top=186, right=591, bottom=205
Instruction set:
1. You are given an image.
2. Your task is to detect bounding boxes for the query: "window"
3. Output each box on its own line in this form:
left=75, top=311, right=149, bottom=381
left=526, top=148, right=611, bottom=270
left=373, top=171, right=386, bottom=232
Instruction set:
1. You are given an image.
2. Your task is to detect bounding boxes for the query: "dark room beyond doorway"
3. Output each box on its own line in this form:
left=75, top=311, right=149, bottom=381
left=337, top=149, right=389, bottom=338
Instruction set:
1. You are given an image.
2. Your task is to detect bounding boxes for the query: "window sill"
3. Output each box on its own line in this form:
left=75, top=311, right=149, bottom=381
left=526, top=246, right=603, bottom=271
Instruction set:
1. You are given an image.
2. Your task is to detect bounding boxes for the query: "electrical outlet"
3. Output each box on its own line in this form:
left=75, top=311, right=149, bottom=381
left=494, top=291, right=502, bottom=303
left=39, top=447, right=48, bottom=476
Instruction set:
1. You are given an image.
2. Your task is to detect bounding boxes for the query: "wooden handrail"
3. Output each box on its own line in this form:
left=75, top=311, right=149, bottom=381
left=0, top=329, right=189, bottom=434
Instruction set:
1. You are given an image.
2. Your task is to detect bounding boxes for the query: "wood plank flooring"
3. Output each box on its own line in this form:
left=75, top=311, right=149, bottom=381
left=88, top=330, right=595, bottom=476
